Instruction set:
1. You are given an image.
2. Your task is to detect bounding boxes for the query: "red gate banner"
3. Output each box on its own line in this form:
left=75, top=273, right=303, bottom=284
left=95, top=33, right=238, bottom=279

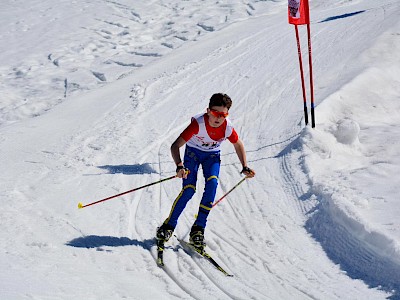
left=288, top=0, right=310, bottom=25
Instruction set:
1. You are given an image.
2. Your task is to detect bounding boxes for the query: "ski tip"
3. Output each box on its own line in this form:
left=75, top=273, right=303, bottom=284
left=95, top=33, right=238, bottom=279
left=78, top=202, right=83, bottom=209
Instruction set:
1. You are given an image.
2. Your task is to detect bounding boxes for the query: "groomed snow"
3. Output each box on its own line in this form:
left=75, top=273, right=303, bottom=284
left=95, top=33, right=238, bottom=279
left=1, top=0, right=399, bottom=299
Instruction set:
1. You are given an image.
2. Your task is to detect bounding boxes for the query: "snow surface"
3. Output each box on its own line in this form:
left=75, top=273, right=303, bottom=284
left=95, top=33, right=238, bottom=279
left=1, top=0, right=400, bottom=299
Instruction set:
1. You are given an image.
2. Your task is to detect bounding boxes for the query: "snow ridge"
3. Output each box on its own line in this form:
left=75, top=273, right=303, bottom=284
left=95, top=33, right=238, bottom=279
left=292, top=17, right=400, bottom=298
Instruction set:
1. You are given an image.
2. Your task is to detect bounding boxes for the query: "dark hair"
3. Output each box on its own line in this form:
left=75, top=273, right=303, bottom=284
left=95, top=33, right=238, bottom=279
left=209, top=93, right=232, bottom=110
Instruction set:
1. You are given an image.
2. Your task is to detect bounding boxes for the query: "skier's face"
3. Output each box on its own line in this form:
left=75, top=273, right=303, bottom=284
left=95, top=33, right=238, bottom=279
left=207, top=106, right=229, bottom=127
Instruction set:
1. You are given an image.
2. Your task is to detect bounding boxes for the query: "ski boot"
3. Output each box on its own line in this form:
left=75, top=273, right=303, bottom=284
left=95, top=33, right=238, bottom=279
left=156, top=223, right=174, bottom=266
left=156, top=223, right=174, bottom=242
left=189, top=225, right=206, bottom=254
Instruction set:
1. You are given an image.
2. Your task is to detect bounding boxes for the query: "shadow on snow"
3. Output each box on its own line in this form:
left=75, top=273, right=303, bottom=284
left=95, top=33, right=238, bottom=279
left=319, top=10, right=365, bottom=23
left=66, top=235, right=155, bottom=251
left=98, top=163, right=157, bottom=175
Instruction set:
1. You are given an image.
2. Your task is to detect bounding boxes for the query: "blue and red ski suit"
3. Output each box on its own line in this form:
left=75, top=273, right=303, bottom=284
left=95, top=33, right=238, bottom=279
left=163, top=113, right=238, bottom=229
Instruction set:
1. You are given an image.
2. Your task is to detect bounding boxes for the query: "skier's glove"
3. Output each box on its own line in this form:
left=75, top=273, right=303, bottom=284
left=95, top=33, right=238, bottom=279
left=176, top=165, right=189, bottom=178
left=241, top=166, right=255, bottom=178
left=176, top=165, right=185, bottom=172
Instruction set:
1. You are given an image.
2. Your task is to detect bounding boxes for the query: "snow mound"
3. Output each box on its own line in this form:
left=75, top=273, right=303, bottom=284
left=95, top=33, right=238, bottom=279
left=334, top=119, right=360, bottom=145
left=297, top=21, right=400, bottom=297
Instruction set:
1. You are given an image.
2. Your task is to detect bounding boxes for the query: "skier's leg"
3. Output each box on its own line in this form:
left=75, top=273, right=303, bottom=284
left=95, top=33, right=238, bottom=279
left=162, top=147, right=200, bottom=229
left=194, top=152, right=221, bottom=229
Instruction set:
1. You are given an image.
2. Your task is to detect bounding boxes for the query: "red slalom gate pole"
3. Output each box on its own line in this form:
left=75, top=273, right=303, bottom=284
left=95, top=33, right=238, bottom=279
left=78, top=175, right=177, bottom=209
left=307, top=23, right=316, bottom=128
left=295, top=24, right=309, bottom=126
left=212, top=177, right=247, bottom=208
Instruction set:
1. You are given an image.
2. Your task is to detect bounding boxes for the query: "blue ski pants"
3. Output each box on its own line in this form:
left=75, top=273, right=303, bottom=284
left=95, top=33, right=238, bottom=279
left=164, top=146, right=220, bottom=229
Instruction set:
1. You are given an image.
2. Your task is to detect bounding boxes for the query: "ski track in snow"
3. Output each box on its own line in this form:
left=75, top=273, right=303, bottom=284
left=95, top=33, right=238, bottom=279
left=1, top=0, right=400, bottom=299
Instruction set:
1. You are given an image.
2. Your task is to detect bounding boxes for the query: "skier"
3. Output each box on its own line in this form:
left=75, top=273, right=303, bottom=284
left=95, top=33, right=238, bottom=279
left=156, top=93, right=255, bottom=253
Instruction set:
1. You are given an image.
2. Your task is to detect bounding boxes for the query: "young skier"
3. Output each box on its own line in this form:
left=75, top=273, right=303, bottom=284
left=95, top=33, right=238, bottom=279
left=156, top=93, right=255, bottom=252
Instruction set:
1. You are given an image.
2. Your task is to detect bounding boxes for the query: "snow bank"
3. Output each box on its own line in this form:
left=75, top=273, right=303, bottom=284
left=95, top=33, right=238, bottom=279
left=298, top=21, right=400, bottom=296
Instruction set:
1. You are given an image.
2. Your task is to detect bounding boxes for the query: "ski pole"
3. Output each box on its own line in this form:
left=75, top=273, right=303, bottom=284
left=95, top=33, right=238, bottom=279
left=212, top=177, right=247, bottom=208
left=295, top=24, right=309, bottom=126
left=78, top=175, right=177, bottom=209
left=307, top=23, right=316, bottom=128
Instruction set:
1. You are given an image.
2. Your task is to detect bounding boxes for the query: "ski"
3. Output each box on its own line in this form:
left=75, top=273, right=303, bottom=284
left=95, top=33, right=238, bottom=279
left=156, top=239, right=165, bottom=267
left=178, top=238, right=233, bottom=277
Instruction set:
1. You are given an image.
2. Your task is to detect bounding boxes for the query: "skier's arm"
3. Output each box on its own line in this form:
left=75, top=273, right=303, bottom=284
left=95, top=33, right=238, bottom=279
left=171, top=136, right=188, bottom=178
left=171, top=136, right=186, bottom=166
left=233, top=139, right=255, bottom=178
left=170, top=118, right=199, bottom=178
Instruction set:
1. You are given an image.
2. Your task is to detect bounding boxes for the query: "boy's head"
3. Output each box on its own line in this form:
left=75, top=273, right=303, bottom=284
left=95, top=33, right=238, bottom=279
left=209, top=93, right=232, bottom=110
left=207, top=93, right=231, bottom=128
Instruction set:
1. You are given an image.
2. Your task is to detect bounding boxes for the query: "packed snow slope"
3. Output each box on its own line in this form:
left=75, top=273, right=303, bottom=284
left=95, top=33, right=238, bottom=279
left=1, top=0, right=400, bottom=299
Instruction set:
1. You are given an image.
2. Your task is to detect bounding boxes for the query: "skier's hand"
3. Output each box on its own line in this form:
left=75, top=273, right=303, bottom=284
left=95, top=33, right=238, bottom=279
left=241, top=166, right=255, bottom=178
left=176, top=165, right=189, bottom=179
